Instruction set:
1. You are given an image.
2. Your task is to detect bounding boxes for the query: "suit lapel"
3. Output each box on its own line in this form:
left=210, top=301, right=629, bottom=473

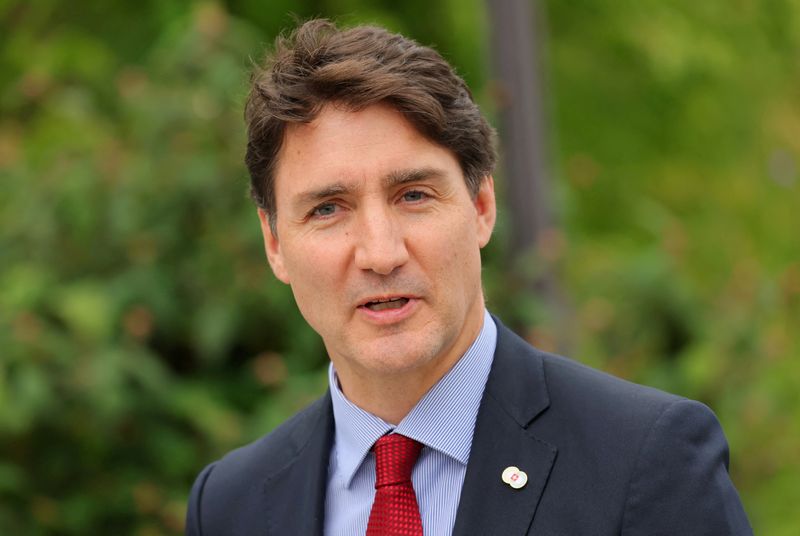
left=453, top=320, right=557, bottom=536
left=261, top=393, right=334, bottom=536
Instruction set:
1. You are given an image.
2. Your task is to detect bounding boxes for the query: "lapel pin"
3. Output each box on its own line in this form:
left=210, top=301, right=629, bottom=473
left=501, top=466, right=528, bottom=489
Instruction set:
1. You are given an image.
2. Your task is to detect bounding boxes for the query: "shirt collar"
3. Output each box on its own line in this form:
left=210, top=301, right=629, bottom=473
left=329, top=309, right=497, bottom=487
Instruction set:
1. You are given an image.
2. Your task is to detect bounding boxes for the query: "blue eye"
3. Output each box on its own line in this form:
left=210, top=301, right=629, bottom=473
left=313, top=203, right=337, bottom=217
left=402, top=190, right=426, bottom=202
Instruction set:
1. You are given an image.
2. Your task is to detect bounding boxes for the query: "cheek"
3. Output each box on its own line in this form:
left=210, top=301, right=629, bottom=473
left=283, top=237, right=350, bottom=303
left=416, top=222, right=480, bottom=284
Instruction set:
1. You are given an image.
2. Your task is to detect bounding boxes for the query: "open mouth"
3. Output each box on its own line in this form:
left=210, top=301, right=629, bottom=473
left=362, top=297, right=410, bottom=312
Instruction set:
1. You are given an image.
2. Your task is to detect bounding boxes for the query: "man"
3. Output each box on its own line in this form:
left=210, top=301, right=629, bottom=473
left=186, top=19, right=752, bottom=535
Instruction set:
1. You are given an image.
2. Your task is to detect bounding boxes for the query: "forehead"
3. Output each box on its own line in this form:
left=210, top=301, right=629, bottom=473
left=272, top=104, right=461, bottom=201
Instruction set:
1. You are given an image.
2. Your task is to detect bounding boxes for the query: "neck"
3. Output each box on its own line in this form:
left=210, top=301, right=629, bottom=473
left=343, top=376, right=430, bottom=425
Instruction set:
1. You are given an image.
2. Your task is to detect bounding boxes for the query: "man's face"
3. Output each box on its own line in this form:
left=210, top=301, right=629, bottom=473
left=259, top=103, right=495, bottom=391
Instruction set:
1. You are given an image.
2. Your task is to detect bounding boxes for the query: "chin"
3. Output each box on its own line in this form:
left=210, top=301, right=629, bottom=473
left=355, top=335, right=445, bottom=375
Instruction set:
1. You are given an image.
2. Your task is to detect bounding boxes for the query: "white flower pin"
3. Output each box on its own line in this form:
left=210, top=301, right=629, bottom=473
left=501, top=466, right=528, bottom=489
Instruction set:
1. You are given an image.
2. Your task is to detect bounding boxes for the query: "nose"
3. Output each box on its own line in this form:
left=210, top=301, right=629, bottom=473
left=354, top=207, right=409, bottom=275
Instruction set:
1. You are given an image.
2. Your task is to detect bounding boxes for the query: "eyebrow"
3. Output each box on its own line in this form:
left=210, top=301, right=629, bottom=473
left=294, top=184, right=353, bottom=208
left=383, top=167, right=446, bottom=188
left=293, top=167, right=446, bottom=209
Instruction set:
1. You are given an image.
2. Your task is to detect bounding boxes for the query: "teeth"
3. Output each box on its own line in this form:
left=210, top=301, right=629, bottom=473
left=366, top=298, right=409, bottom=311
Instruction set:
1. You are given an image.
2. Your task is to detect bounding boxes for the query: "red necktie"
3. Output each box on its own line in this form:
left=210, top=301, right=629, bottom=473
left=366, top=433, right=424, bottom=536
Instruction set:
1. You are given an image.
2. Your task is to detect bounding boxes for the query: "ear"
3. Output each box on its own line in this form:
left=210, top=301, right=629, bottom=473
left=257, top=208, right=290, bottom=284
left=474, top=175, right=497, bottom=248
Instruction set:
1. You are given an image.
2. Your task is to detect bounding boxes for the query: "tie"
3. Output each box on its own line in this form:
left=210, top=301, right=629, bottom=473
left=366, top=433, right=424, bottom=536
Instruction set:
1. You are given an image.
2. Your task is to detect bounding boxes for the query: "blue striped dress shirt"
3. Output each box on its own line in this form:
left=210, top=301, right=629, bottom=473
left=324, top=310, right=497, bottom=535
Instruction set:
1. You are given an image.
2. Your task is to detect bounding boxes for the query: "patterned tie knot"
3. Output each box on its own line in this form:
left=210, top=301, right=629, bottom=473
left=373, top=433, right=423, bottom=488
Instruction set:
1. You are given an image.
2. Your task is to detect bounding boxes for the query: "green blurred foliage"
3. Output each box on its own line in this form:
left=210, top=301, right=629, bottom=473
left=1, top=0, right=798, bottom=534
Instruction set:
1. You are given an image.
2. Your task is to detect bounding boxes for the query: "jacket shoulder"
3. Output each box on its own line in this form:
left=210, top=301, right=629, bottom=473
left=185, top=393, right=333, bottom=535
left=493, top=318, right=685, bottom=428
left=540, top=349, right=685, bottom=419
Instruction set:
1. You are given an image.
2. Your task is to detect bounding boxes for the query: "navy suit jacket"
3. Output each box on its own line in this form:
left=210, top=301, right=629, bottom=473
left=186, top=318, right=753, bottom=535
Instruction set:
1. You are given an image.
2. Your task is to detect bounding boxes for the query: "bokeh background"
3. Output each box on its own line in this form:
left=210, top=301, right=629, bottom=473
left=2, top=1, right=799, bottom=534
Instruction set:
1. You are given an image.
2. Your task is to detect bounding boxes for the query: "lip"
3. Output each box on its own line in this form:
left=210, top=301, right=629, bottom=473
left=356, top=295, right=419, bottom=325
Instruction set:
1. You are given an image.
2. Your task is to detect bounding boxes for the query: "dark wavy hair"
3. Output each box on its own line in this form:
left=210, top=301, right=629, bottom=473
left=245, top=19, right=496, bottom=234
